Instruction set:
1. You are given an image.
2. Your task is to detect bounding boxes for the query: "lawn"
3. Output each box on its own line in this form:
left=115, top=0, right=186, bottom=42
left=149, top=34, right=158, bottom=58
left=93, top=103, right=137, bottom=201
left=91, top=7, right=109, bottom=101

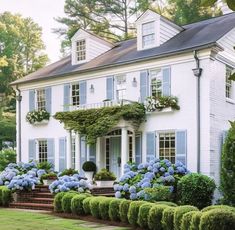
left=0, top=209, right=128, bottom=230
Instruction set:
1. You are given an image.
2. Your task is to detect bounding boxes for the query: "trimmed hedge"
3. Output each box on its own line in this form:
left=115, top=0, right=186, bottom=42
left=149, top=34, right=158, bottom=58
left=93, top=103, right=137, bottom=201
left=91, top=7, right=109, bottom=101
left=128, top=201, right=146, bottom=226
left=71, top=193, right=92, bottom=215
left=62, top=192, right=78, bottom=213
left=189, top=211, right=202, bottom=230
left=120, top=199, right=132, bottom=223
left=162, top=207, right=176, bottom=230
left=109, top=199, right=123, bottom=221
left=181, top=211, right=198, bottom=230
left=83, top=196, right=93, bottom=215
left=137, top=203, right=155, bottom=228
left=54, top=192, right=66, bottom=212
left=174, top=205, right=198, bottom=230
left=155, top=201, right=177, bottom=207
left=0, top=186, right=11, bottom=206
left=199, top=209, right=235, bottom=230
left=202, top=205, right=235, bottom=213
left=90, top=197, right=104, bottom=219
left=99, top=197, right=114, bottom=220
left=177, top=173, right=216, bottom=209
left=148, top=204, right=169, bottom=230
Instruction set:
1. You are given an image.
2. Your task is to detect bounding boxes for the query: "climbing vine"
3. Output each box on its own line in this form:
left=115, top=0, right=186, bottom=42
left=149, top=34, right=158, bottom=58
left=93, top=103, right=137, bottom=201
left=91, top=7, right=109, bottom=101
left=54, top=103, right=146, bottom=144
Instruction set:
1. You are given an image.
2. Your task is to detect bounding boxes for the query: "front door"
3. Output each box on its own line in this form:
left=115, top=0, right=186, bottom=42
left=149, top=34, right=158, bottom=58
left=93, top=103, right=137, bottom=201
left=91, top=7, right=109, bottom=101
left=109, top=136, right=121, bottom=179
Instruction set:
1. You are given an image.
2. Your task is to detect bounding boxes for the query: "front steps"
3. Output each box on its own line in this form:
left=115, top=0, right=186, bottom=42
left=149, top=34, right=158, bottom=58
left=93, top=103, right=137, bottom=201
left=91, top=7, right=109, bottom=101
left=10, top=185, right=54, bottom=211
left=91, top=186, right=115, bottom=197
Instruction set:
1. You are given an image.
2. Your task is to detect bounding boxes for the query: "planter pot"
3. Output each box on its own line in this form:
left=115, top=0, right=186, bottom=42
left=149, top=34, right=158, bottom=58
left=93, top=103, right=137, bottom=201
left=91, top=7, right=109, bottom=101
left=33, top=119, right=49, bottom=126
left=96, top=180, right=115, bottom=187
left=84, top=171, right=94, bottom=182
left=43, top=179, right=55, bottom=185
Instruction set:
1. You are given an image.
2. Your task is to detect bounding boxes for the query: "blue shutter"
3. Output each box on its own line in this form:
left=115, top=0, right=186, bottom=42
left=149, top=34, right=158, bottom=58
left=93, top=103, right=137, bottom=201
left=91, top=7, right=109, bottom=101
left=176, top=130, right=187, bottom=166
left=47, top=139, right=55, bottom=168
left=140, top=70, right=149, bottom=103
left=80, top=136, right=87, bottom=174
left=222, top=130, right=228, bottom=144
left=28, top=139, right=36, bottom=161
left=146, top=132, right=156, bottom=162
left=64, top=84, right=70, bottom=111
left=89, top=144, right=96, bottom=163
left=45, top=87, right=52, bottom=113
left=106, top=76, right=114, bottom=100
left=162, top=67, right=171, bottom=96
left=79, top=81, right=87, bottom=105
left=29, top=90, right=35, bottom=112
left=59, top=138, right=67, bottom=172
left=135, top=135, right=142, bottom=165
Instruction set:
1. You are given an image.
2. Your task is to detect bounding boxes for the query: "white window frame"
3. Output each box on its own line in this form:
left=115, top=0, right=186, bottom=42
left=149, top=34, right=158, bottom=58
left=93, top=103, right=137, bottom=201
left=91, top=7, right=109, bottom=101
left=71, top=83, right=80, bottom=106
left=149, top=68, right=162, bottom=97
left=37, top=139, right=48, bottom=163
left=36, top=88, right=46, bottom=111
left=71, top=136, right=76, bottom=169
left=142, top=21, right=155, bottom=49
left=76, top=39, right=86, bottom=62
left=226, top=65, right=233, bottom=100
left=115, top=74, right=127, bottom=101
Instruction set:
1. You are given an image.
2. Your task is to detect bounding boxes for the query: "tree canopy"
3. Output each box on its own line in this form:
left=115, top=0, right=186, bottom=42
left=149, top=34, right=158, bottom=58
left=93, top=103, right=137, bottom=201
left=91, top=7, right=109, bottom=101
left=202, top=0, right=235, bottom=11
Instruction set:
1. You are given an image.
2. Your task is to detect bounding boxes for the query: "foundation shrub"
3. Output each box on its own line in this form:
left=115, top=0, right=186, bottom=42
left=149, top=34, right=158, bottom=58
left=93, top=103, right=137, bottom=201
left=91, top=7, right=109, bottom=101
left=181, top=211, right=198, bottom=230
left=53, top=192, right=66, bottom=212
left=83, top=196, right=93, bottom=215
left=71, top=193, right=92, bottom=215
left=90, top=196, right=104, bottom=219
left=189, top=211, right=202, bottom=230
left=109, top=198, right=123, bottom=221
left=120, top=199, right=132, bottom=223
left=127, top=201, right=146, bottom=226
left=162, top=207, right=176, bottom=230
left=61, top=192, right=78, bottom=213
left=137, top=203, right=155, bottom=228
left=99, top=197, right=114, bottom=220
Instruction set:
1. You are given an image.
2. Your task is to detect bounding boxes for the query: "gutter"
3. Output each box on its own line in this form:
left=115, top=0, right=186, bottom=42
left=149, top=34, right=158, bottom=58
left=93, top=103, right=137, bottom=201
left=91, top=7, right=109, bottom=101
left=16, top=85, right=22, bottom=162
left=193, top=51, right=203, bottom=173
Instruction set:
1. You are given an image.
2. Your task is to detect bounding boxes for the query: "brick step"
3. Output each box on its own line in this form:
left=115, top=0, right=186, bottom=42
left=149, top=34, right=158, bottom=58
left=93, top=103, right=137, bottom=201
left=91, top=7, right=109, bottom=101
left=28, top=197, right=54, bottom=204
left=10, top=202, right=54, bottom=211
left=93, top=193, right=115, bottom=197
left=17, top=192, right=54, bottom=199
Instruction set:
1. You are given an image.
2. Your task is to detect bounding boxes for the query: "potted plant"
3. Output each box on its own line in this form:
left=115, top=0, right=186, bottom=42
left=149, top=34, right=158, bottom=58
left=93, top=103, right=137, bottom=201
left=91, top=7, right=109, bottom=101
left=94, top=168, right=116, bottom=187
left=82, top=161, right=97, bottom=182
left=59, top=168, right=79, bottom=176
left=26, top=109, right=50, bottom=125
left=41, top=172, right=57, bottom=185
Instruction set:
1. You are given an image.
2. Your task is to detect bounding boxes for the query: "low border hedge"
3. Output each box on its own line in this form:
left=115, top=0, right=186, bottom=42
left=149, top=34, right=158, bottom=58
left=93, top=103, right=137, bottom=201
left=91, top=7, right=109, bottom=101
left=162, top=207, right=176, bottom=230
left=1, top=186, right=12, bottom=206
left=181, top=211, right=198, bottom=230
left=202, top=205, right=235, bottom=213
left=189, top=211, right=202, bottom=230
left=71, top=193, right=92, bottom=215
left=99, top=197, right=114, bottom=220
left=128, top=201, right=146, bottom=226
left=90, top=197, right=104, bottom=219
left=62, top=192, right=79, bottom=213
left=120, top=199, right=132, bottom=223
left=137, top=203, right=155, bottom=228
left=83, top=196, right=93, bottom=215
left=109, top=199, right=123, bottom=221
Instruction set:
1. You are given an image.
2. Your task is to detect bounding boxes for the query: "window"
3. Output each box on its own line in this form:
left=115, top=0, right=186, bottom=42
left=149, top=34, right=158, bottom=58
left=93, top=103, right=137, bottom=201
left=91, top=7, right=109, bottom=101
left=36, top=89, right=46, bottom=110
left=76, top=40, right=86, bottom=61
left=142, top=21, right=155, bottom=48
left=226, top=66, right=233, bottom=99
left=105, top=138, right=110, bottom=171
left=71, top=137, right=76, bottom=169
left=38, top=140, right=47, bottom=163
left=116, top=75, right=126, bottom=101
left=129, top=136, right=133, bottom=162
left=150, top=69, right=162, bottom=97
left=71, top=84, right=80, bottom=106
left=159, top=132, right=175, bottom=163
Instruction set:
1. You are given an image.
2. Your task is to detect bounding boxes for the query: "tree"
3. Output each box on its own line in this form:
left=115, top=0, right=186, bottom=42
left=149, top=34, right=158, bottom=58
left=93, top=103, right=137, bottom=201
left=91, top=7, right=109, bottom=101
left=202, top=0, right=235, bottom=11
left=0, top=149, right=16, bottom=171
left=220, top=121, right=235, bottom=206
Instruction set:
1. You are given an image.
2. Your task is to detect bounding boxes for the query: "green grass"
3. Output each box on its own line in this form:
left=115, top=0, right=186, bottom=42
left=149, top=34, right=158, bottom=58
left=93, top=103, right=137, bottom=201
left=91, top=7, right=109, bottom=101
left=0, top=208, right=128, bottom=230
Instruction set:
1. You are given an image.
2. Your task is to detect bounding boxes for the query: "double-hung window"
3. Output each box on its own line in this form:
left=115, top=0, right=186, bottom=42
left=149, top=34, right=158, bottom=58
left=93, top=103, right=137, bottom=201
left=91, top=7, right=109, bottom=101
left=71, top=137, right=76, bottom=169
left=226, top=65, right=233, bottom=99
left=38, top=140, right=47, bottom=163
left=116, top=75, right=126, bottom=101
left=36, top=89, right=46, bottom=110
left=150, top=69, right=162, bottom=97
left=71, top=84, right=80, bottom=106
left=76, top=39, right=86, bottom=61
left=142, top=21, right=155, bottom=49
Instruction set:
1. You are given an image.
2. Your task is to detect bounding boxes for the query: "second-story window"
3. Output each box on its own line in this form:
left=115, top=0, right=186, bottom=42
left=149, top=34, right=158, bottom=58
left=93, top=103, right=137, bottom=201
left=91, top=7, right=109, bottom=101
left=226, top=66, right=233, bottom=99
left=150, top=69, right=162, bottom=97
left=71, top=84, right=80, bottom=106
left=36, top=89, right=46, bottom=110
left=76, top=39, right=86, bottom=61
left=142, top=21, right=155, bottom=49
left=116, top=75, right=126, bottom=101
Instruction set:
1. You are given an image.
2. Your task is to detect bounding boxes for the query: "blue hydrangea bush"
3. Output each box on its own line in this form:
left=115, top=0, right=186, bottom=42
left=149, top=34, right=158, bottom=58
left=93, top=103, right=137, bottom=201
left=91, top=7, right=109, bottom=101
left=114, top=159, right=189, bottom=201
left=49, top=174, right=92, bottom=194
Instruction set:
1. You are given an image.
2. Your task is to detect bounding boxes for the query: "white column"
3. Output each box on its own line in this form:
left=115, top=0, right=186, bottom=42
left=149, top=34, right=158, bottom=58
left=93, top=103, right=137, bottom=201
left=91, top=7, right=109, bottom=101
left=132, top=131, right=136, bottom=163
left=75, top=133, right=81, bottom=171
left=96, top=137, right=101, bottom=171
left=121, top=127, right=128, bottom=175
left=66, top=130, right=72, bottom=169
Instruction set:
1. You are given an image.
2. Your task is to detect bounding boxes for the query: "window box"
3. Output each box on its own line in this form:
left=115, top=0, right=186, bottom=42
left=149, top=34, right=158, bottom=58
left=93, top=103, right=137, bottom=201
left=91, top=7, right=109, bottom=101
left=147, top=107, right=174, bottom=115
left=26, top=110, right=50, bottom=125
left=33, top=119, right=49, bottom=126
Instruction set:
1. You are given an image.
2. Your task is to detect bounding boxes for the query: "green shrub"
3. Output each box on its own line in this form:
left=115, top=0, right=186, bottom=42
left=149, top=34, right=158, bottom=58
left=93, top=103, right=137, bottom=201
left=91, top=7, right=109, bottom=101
left=202, top=205, right=235, bottom=213
left=54, top=192, right=66, bottom=212
left=62, top=192, right=78, bottom=213
left=120, top=200, right=132, bottom=223
left=177, top=173, right=216, bottom=209
left=0, top=149, right=16, bottom=171
left=199, top=209, right=235, bottom=230
left=1, top=187, right=11, bottom=206
left=109, top=198, right=123, bottom=221
left=94, top=168, right=116, bottom=181
left=162, top=207, right=176, bottom=230
left=148, top=204, right=168, bottom=230
left=137, top=203, right=155, bottom=228
left=37, top=161, right=53, bottom=172
left=71, top=193, right=92, bottom=215
left=0, top=188, right=2, bottom=206
left=189, top=211, right=202, bottom=230
left=128, top=201, right=146, bottom=226
left=181, top=211, right=198, bottom=230
left=99, top=197, right=114, bottom=220
left=83, top=196, right=93, bottom=215
left=155, top=201, right=178, bottom=207
left=221, top=122, right=235, bottom=206
left=90, top=197, right=104, bottom=219
left=174, top=205, right=198, bottom=230
left=144, top=186, right=173, bottom=202
left=82, top=161, right=96, bottom=172
left=60, top=168, right=79, bottom=176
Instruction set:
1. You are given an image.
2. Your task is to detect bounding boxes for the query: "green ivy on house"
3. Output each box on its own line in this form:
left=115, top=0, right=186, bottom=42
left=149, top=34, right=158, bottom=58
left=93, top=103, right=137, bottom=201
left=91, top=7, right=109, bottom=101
left=54, top=102, right=146, bottom=144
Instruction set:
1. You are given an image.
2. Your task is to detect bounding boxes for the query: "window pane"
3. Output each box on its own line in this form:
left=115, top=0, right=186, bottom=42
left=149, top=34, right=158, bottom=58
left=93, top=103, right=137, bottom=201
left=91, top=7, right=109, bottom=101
left=150, top=69, right=162, bottom=97
left=142, top=21, right=155, bottom=48
left=72, top=84, right=80, bottom=106
left=76, top=40, right=86, bottom=61
left=226, top=66, right=233, bottom=99
left=116, top=75, right=126, bottom=101
left=37, top=89, right=46, bottom=111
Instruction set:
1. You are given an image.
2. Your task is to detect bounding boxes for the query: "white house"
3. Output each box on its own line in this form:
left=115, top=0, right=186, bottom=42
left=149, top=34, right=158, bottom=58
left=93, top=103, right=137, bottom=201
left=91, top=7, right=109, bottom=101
left=11, top=10, right=235, bottom=184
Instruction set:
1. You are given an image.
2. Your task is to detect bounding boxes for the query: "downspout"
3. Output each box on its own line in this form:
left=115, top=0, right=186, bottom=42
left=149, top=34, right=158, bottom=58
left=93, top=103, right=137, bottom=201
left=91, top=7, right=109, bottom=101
left=16, top=85, right=22, bottom=162
left=193, top=51, right=203, bottom=173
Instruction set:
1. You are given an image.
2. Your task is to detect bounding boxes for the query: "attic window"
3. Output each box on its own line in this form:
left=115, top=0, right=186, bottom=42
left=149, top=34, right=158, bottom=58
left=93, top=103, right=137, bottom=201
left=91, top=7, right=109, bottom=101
left=142, top=21, right=155, bottom=48
left=76, top=39, right=86, bottom=61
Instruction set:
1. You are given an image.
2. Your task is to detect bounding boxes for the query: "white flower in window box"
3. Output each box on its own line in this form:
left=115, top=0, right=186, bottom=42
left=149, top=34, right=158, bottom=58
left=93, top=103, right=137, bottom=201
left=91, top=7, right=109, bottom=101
left=26, top=109, right=50, bottom=125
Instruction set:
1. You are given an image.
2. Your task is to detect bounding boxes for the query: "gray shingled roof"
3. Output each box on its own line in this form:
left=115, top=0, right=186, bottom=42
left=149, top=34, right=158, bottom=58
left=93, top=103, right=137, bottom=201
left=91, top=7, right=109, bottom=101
left=12, top=13, right=235, bottom=85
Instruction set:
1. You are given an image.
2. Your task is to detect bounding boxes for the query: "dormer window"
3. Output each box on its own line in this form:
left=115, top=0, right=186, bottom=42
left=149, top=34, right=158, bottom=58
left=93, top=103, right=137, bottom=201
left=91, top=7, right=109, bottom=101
left=76, top=39, right=86, bottom=61
left=142, top=21, right=155, bottom=49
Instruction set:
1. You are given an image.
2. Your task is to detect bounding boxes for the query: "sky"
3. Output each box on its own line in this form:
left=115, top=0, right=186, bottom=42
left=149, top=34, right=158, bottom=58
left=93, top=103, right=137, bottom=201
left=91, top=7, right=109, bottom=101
left=0, top=0, right=66, bottom=63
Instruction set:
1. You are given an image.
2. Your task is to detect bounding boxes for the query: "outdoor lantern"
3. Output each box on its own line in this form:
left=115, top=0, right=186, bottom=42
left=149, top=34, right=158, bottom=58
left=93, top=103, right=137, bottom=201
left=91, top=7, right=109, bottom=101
left=90, top=84, right=94, bottom=93
left=132, top=77, right=137, bottom=87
